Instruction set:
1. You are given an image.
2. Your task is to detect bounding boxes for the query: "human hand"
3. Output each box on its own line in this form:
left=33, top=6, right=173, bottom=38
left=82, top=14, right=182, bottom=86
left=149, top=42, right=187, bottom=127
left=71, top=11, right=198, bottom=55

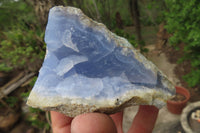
left=51, top=105, right=159, bottom=133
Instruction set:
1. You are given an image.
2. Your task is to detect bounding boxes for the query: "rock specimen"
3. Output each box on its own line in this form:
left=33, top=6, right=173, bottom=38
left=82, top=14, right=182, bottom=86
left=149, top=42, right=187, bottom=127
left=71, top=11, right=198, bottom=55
left=27, top=6, right=175, bottom=117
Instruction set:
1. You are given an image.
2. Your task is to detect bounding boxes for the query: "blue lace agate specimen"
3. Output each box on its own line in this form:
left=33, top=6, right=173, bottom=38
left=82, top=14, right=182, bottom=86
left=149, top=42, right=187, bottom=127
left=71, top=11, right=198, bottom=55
left=27, top=6, right=175, bottom=117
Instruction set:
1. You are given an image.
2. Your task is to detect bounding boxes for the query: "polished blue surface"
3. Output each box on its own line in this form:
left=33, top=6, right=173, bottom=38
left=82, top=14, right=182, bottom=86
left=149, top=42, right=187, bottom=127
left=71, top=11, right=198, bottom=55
left=33, top=7, right=172, bottom=99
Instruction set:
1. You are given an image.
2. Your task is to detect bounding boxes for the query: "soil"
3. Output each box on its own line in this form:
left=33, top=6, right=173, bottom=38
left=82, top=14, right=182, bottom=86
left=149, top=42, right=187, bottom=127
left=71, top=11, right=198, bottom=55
left=161, top=43, right=191, bottom=86
left=170, top=93, right=186, bottom=102
left=160, top=43, right=200, bottom=102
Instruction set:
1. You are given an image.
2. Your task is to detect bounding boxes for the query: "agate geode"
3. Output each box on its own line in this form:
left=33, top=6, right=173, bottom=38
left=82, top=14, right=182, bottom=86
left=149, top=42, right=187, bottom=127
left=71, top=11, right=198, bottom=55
left=27, top=6, right=175, bottom=117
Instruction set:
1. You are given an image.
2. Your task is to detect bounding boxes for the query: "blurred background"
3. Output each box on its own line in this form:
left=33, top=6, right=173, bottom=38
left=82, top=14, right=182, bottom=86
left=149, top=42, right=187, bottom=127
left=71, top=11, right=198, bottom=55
left=0, top=0, right=200, bottom=133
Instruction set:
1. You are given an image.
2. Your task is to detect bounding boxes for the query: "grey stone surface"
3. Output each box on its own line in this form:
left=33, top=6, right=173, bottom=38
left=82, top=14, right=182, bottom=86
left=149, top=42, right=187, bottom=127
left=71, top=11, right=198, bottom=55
left=153, top=106, right=182, bottom=133
left=181, top=102, right=200, bottom=133
left=27, top=6, right=175, bottom=117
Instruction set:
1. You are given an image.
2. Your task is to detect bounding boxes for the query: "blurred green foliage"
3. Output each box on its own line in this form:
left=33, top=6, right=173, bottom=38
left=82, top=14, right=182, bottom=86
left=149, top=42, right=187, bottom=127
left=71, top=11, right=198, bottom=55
left=20, top=90, right=50, bottom=130
left=0, top=28, right=45, bottom=71
left=0, top=96, right=19, bottom=108
left=21, top=91, right=30, bottom=101
left=0, top=0, right=45, bottom=72
left=27, top=107, right=50, bottom=130
left=114, top=28, right=137, bottom=47
left=5, top=96, right=18, bottom=107
left=73, top=0, right=133, bottom=29
left=165, top=0, right=200, bottom=87
left=29, top=76, right=38, bottom=87
left=140, top=0, right=166, bottom=26
left=0, top=0, right=36, bottom=30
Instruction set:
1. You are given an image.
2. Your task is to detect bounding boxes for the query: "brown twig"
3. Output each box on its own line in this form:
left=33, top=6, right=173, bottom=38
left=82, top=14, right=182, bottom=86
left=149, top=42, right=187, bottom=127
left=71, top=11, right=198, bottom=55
left=0, top=72, right=35, bottom=99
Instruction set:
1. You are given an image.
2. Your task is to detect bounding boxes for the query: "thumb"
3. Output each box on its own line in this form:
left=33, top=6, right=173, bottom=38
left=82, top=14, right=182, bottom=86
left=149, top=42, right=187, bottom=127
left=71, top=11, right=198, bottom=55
left=71, top=113, right=117, bottom=133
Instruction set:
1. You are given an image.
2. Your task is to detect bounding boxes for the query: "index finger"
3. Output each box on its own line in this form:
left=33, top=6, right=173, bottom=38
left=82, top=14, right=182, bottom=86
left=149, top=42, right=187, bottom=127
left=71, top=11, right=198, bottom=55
left=128, top=105, right=159, bottom=133
left=51, top=111, right=73, bottom=133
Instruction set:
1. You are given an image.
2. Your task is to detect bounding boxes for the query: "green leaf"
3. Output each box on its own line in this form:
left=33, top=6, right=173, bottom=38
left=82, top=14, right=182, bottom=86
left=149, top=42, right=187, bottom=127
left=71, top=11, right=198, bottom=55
left=165, top=0, right=200, bottom=87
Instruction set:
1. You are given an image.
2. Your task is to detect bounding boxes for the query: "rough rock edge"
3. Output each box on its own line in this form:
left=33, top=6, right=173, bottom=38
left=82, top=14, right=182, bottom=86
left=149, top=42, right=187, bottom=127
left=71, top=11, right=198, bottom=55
left=27, top=87, right=171, bottom=117
left=27, top=6, right=176, bottom=117
left=46, top=96, right=148, bottom=117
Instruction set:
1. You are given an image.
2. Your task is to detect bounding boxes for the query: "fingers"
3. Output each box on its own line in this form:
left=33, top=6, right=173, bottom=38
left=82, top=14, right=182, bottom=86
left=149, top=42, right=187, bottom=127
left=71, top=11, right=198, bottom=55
left=51, top=107, right=158, bottom=133
left=51, top=111, right=73, bottom=133
left=110, top=111, right=123, bottom=133
left=128, top=105, right=159, bottom=133
left=71, top=113, right=117, bottom=133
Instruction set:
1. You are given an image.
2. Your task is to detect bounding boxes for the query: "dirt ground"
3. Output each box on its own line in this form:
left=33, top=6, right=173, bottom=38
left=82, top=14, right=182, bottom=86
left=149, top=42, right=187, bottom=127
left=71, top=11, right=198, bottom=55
left=161, top=43, right=200, bottom=102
